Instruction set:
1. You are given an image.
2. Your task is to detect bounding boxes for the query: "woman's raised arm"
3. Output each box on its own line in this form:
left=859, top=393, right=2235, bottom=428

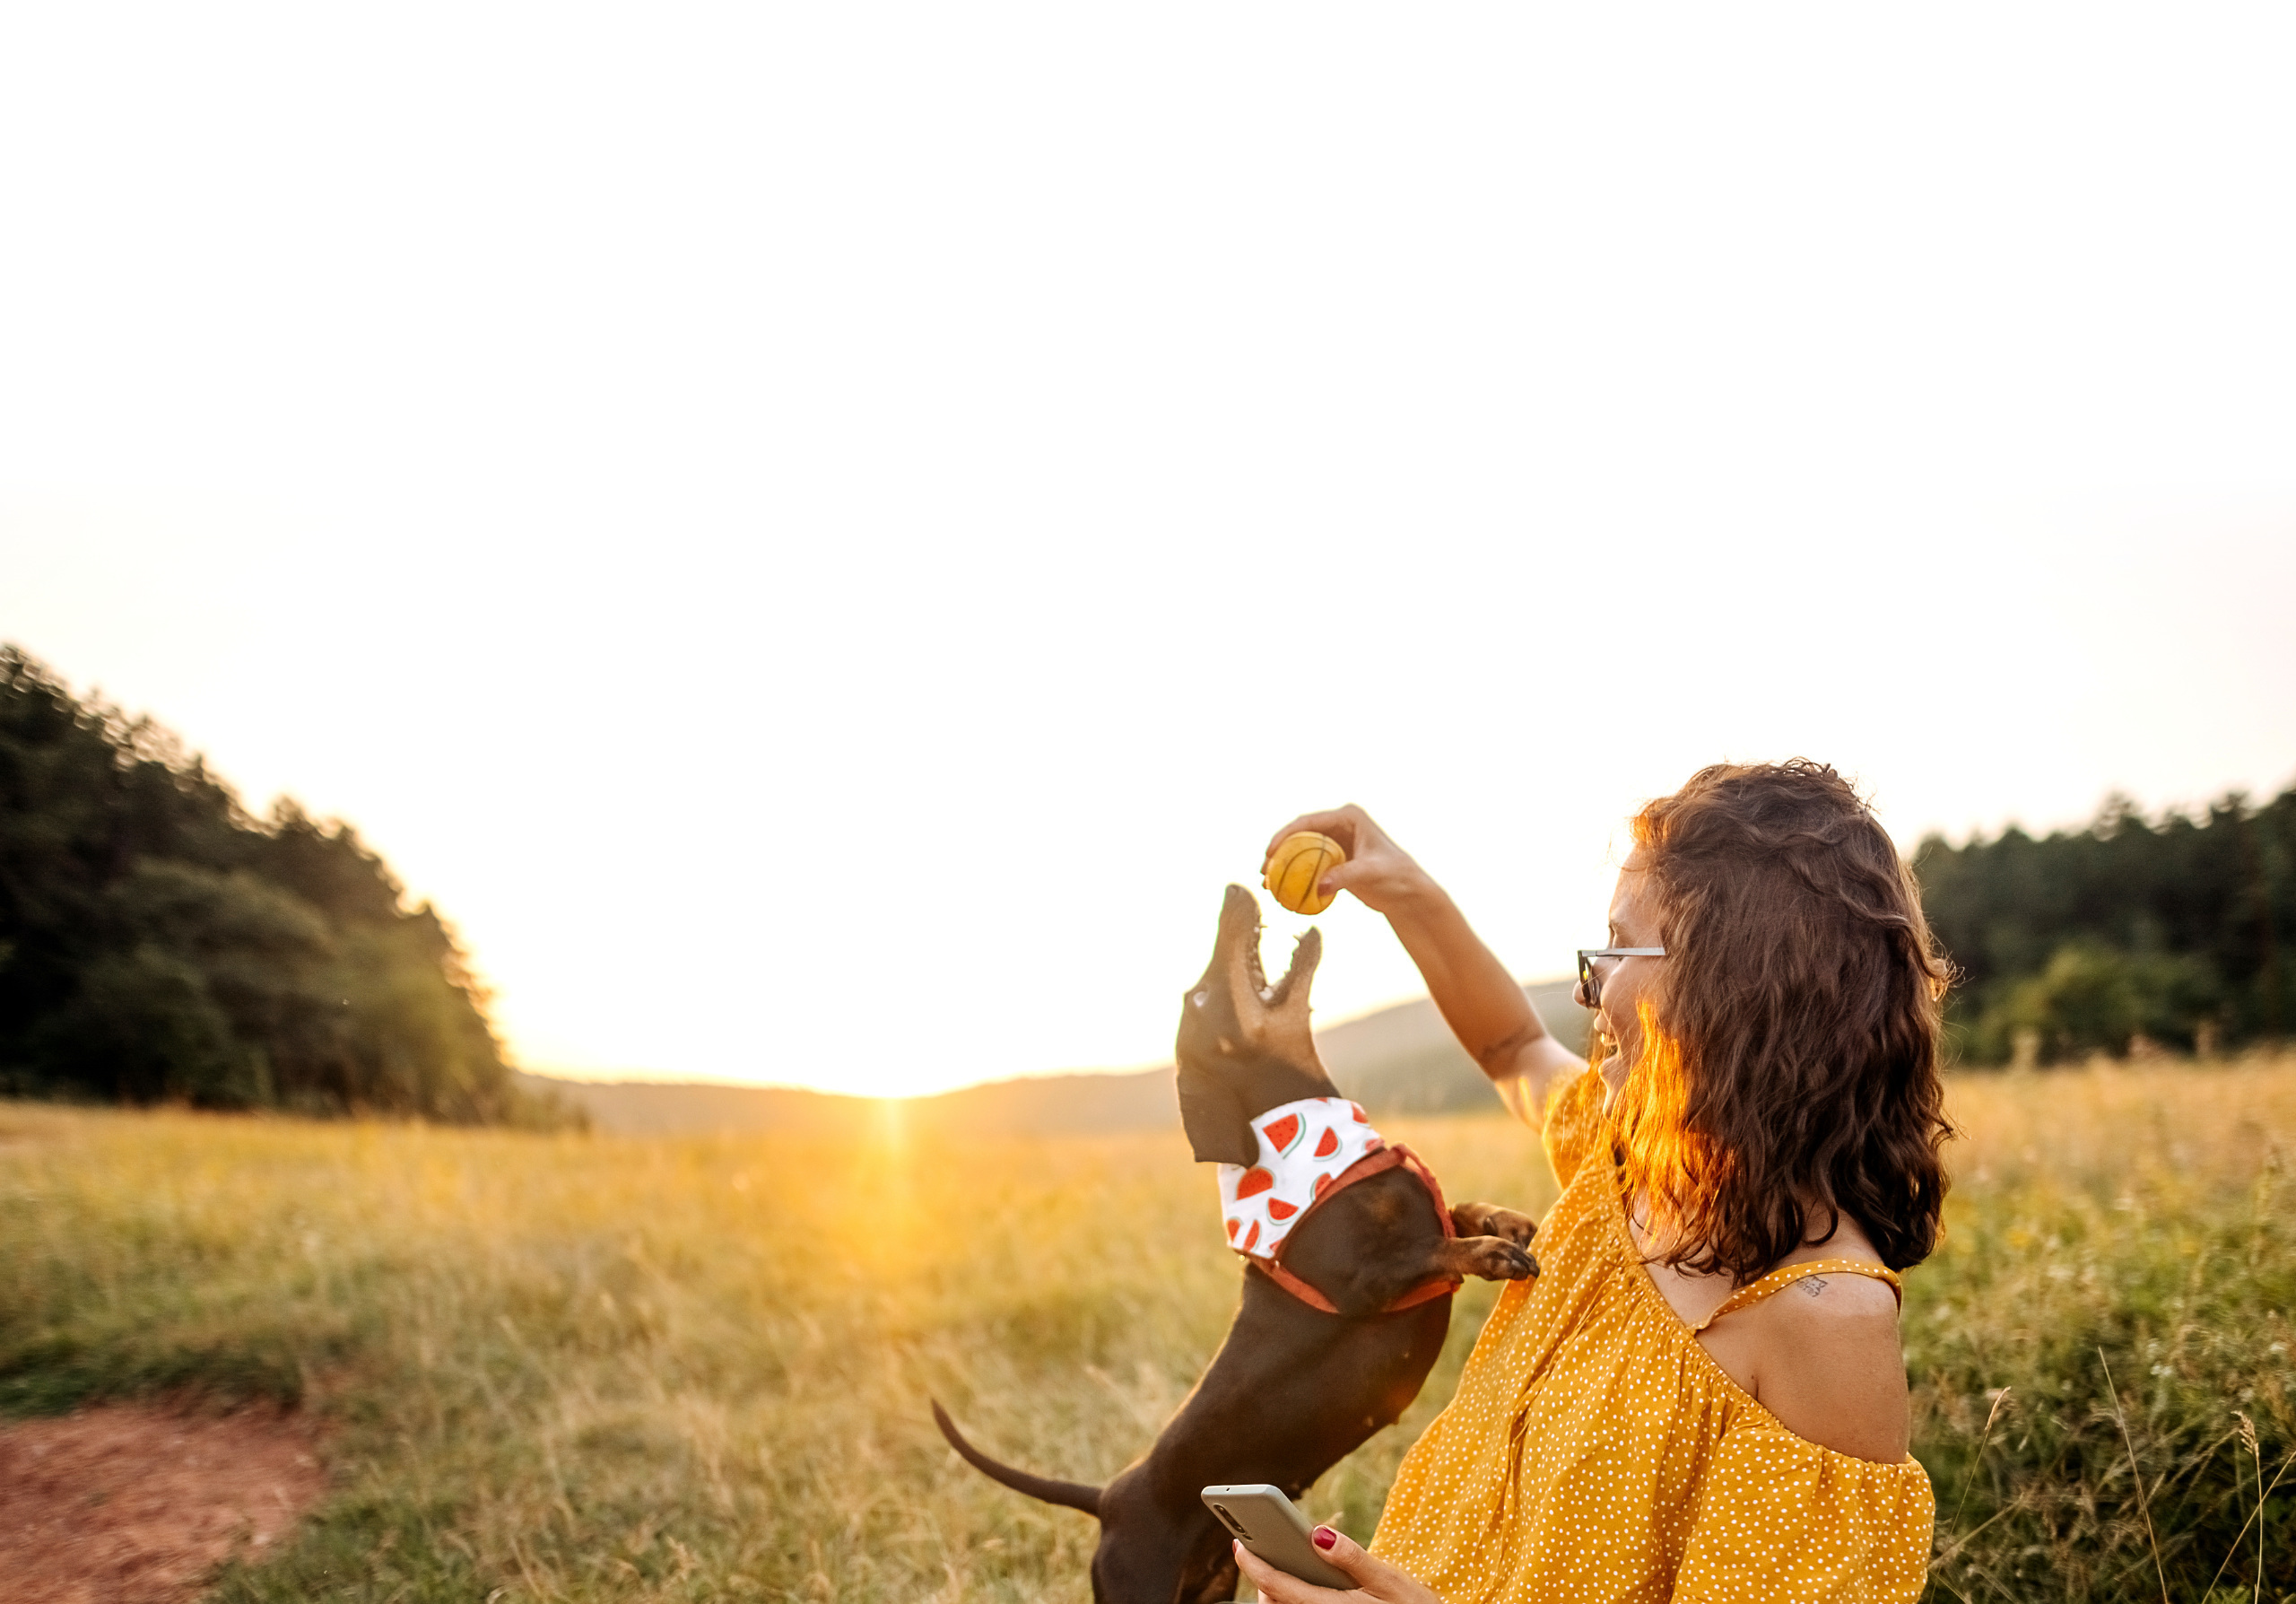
left=1265, top=805, right=1583, bottom=1126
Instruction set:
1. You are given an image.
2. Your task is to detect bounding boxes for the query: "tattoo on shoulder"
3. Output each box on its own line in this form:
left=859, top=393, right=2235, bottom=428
left=1797, top=1277, right=1826, bottom=1298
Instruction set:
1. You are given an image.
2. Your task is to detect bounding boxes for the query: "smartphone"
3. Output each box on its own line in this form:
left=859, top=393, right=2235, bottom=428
left=1200, top=1484, right=1352, bottom=1589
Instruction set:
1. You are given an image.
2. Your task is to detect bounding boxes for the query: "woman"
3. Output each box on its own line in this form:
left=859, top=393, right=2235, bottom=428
left=1236, top=761, right=1950, bottom=1604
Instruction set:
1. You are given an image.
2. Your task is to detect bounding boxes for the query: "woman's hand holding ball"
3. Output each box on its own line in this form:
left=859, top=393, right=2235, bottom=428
left=1264, top=832, right=1348, bottom=914
left=1263, top=806, right=1435, bottom=918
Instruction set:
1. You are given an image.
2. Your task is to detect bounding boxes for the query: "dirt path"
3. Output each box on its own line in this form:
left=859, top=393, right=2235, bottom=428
left=0, top=1404, right=326, bottom=1604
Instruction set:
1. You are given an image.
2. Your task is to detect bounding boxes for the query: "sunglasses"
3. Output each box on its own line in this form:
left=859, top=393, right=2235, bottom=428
left=1576, top=946, right=1666, bottom=1010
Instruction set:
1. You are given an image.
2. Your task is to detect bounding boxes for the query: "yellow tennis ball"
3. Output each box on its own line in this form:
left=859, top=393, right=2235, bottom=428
left=1264, top=831, right=1347, bottom=915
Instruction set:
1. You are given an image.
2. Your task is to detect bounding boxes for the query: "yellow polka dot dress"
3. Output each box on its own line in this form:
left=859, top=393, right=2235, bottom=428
left=1370, top=1070, right=1935, bottom=1602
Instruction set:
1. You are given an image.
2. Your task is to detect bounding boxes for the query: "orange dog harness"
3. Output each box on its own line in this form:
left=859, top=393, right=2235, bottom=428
left=1216, top=1096, right=1459, bottom=1315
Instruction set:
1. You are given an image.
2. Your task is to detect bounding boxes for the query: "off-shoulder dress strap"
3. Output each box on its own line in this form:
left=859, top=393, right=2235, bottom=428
left=1691, top=1259, right=1903, bottom=1333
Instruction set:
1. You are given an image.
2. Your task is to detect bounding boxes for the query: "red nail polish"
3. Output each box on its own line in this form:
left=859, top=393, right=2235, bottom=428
left=1312, top=1526, right=1338, bottom=1550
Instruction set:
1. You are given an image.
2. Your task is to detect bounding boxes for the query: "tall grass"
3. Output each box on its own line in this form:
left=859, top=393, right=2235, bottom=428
left=1, top=1062, right=2290, bottom=1601
left=1909, top=1060, right=2295, bottom=1603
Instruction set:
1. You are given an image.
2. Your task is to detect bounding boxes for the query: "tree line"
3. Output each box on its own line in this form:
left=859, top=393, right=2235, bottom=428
left=0, top=646, right=571, bottom=1124
left=4, top=636, right=2289, bottom=1103
left=1915, top=785, right=2294, bottom=1064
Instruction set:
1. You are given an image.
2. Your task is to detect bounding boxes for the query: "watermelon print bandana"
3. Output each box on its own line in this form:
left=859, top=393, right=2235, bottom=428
left=1218, top=1095, right=1387, bottom=1261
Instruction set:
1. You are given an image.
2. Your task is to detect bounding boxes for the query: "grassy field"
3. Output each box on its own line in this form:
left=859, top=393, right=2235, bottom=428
left=2, top=1062, right=2292, bottom=1603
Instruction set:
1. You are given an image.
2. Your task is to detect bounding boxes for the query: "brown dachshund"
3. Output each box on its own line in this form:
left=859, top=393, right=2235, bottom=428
left=935, top=885, right=1537, bottom=1603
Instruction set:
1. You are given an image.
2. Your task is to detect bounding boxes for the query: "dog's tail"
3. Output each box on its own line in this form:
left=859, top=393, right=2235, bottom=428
left=931, top=1399, right=1103, bottom=1518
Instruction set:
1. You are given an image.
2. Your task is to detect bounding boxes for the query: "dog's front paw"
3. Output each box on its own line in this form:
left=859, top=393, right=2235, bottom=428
left=1482, top=1206, right=1538, bottom=1247
left=1457, top=1234, right=1538, bottom=1282
left=1453, top=1200, right=1539, bottom=1247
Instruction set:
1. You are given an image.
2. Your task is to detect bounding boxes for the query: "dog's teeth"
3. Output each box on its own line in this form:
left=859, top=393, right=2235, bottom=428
left=1258, top=988, right=1274, bottom=1001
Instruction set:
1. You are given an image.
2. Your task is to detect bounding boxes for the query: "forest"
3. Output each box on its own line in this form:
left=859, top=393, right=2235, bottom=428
left=1916, top=784, right=2296, bottom=1063
left=0, top=646, right=567, bottom=1124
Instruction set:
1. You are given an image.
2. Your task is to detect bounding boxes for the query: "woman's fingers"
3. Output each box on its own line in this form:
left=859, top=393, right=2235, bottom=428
left=1263, top=806, right=1374, bottom=865
left=1262, top=806, right=1437, bottom=916
left=1229, top=1530, right=1441, bottom=1604
left=1308, top=1527, right=1446, bottom=1603
left=1309, top=1524, right=1375, bottom=1579
left=1229, top=1539, right=1356, bottom=1603
left=1314, top=846, right=1435, bottom=916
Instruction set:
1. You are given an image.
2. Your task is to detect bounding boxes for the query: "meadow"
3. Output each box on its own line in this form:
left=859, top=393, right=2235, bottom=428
left=2, top=1061, right=2292, bottom=1603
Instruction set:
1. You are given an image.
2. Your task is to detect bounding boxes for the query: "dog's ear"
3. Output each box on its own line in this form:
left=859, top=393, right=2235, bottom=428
left=1176, top=1068, right=1258, bottom=1167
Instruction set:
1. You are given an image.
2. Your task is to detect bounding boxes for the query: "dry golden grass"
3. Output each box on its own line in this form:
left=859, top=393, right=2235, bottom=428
left=0, top=1060, right=2290, bottom=1601
left=1909, top=1059, right=2296, bottom=1603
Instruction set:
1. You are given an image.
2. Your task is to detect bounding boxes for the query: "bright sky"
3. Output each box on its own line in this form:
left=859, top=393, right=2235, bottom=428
left=4, top=7, right=2292, bottom=1097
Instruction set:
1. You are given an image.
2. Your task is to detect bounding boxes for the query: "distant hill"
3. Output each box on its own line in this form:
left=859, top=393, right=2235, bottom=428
left=515, top=1065, right=1181, bottom=1140
left=1320, top=977, right=1586, bottom=1112
left=525, top=979, right=1589, bottom=1137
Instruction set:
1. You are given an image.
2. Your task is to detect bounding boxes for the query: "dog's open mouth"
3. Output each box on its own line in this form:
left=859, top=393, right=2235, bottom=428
left=1183, top=885, right=1325, bottom=1061
left=1236, top=894, right=1309, bottom=1011
left=1246, top=911, right=1274, bottom=1002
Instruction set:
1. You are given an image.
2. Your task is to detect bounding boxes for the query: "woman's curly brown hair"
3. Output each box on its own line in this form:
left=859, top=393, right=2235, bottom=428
left=1609, top=759, right=1953, bottom=1279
